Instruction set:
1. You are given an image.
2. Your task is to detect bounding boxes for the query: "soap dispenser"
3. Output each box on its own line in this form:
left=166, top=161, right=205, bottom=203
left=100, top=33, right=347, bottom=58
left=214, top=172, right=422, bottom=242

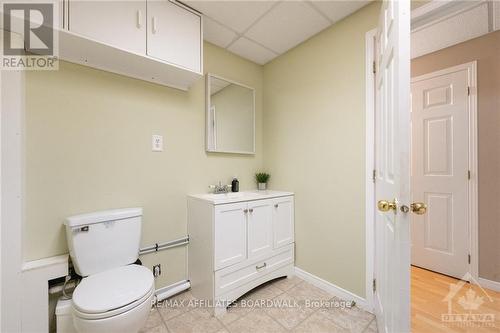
left=231, top=177, right=239, bottom=192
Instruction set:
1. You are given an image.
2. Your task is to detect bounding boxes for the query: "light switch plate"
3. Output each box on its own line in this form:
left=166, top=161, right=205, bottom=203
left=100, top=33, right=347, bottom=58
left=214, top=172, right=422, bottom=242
left=152, top=135, right=163, bottom=152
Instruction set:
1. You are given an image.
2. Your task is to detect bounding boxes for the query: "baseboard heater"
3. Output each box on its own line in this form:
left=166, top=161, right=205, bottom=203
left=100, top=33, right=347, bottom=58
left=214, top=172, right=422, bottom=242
left=155, top=280, right=191, bottom=302
left=139, top=236, right=189, bottom=255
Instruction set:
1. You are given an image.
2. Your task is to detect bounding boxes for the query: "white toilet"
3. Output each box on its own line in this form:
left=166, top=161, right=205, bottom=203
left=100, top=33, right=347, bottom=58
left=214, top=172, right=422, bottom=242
left=58, top=208, right=155, bottom=333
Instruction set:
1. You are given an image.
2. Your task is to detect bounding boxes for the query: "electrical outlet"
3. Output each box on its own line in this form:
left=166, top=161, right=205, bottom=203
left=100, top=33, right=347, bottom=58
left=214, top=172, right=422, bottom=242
left=152, top=135, right=163, bottom=152
left=153, top=264, right=161, bottom=277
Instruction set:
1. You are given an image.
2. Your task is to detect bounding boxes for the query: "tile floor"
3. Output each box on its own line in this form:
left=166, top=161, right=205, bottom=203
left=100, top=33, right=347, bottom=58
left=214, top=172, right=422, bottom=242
left=141, top=276, right=377, bottom=333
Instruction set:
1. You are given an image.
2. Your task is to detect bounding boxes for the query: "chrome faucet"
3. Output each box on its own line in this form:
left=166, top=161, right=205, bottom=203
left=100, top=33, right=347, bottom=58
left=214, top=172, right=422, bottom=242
left=209, top=181, right=232, bottom=194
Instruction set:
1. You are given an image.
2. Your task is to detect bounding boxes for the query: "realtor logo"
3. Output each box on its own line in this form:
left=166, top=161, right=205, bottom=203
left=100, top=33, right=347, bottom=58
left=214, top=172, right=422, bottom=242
left=441, top=272, right=495, bottom=328
left=1, top=2, right=58, bottom=70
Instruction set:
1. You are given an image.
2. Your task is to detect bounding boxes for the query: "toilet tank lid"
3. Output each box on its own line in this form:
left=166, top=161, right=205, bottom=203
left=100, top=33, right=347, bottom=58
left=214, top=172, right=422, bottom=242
left=65, top=208, right=142, bottom=228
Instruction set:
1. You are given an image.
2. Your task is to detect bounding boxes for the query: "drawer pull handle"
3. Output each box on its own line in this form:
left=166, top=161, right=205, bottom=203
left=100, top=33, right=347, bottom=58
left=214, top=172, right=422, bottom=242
left=256, top=263, right=267, bottom=270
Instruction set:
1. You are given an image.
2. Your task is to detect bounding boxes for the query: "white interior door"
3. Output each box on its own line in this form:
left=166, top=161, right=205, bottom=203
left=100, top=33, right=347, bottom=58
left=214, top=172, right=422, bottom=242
left=411, top=66, right=470, bottom=279
left=247, top=200, right=273, bottom=259
left=374, top=1, right=411, bottom=332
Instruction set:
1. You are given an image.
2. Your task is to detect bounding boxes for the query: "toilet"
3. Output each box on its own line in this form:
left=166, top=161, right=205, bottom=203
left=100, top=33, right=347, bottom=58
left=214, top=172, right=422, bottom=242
left=57, top=208, right=154, bottom=333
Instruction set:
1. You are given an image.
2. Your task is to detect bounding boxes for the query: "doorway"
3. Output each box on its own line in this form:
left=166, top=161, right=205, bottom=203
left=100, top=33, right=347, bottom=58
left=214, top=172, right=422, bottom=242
left=410, top=62, right=478, bottom=280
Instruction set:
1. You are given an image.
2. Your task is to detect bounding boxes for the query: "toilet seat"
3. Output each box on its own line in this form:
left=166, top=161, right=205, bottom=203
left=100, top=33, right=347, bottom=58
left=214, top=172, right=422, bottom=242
left=72, top=265, right=154, bottom=320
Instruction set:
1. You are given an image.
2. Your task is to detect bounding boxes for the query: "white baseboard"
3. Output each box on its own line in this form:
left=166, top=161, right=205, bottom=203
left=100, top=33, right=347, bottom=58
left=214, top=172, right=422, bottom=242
left=294, top=267, right=370, bottom=311
left=478, top=277, right=500, bottom=292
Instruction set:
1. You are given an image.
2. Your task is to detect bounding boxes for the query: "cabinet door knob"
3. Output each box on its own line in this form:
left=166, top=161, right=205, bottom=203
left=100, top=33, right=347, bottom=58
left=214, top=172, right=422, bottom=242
left=274, top=204, right=278, bottom=208
left=243, top=209, right=248, bottom=213
left=249, top=208, right=254, bottom=213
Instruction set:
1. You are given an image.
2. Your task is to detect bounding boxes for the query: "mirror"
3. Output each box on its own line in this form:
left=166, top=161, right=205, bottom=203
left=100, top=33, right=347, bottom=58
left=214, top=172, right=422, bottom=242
left=206, top=74, right=255, bottom=154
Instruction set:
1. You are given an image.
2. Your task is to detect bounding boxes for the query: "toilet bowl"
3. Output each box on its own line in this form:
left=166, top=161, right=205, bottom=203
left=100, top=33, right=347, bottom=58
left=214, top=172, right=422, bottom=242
left=60, top=208, right=155, bottom=333
left=71, top=265, right=154, bottom=333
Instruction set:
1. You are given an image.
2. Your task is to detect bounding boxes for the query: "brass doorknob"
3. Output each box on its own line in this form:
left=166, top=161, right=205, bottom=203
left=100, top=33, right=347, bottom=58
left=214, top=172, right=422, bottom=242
left=411, top=202, right=427, bottom=215
left=377, top=200, right=397, bottom=212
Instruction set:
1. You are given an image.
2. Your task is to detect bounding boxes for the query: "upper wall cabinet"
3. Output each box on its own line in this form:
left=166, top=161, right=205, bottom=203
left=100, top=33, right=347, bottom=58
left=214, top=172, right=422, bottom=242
left=69, top=1, right=147, bottom=55
left=147, top=0, right=201, bottom=72
left=61, top=0, right=203, bottom=90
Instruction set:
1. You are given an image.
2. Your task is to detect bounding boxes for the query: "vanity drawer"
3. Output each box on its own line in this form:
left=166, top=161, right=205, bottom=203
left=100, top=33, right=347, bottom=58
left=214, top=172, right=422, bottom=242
left=215, top=244, right=294, bottom=296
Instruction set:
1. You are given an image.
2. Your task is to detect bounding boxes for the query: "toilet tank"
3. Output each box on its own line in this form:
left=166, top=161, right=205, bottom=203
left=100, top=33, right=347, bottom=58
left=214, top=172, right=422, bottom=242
left=65, top=208, right=143, bottom=276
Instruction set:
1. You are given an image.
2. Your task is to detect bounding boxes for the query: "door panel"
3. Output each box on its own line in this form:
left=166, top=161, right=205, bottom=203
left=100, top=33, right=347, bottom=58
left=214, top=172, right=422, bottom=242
left=247, top=200, right=273, bottom=259
left=411, top=68, right=469, bottom=279
left=214, top=203, right=247, bottom=270
left=69, top=1, right=146, bottom=54
left=147, top=0, right=201, bottom=72
left=272, top=197, right=294, bottom=249
left=374, top=1, right=411, bottom=332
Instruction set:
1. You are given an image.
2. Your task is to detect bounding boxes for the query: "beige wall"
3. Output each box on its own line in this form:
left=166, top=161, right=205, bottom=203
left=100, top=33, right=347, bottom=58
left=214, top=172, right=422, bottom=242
left=263, top=2, right=380, bottom=297
left=412, top=31, right=500, bottom=283
left=25, top=42, right=264, bottom=288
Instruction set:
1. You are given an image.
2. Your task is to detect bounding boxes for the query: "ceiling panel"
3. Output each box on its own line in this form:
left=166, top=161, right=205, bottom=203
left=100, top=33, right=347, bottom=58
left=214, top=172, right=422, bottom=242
left=227, top=37, right=277, bottom=65
left=184, top=0, right=276, bottom=33
left=310, top=1, right=372, bottom=23
left=203, top=16, right=237, bottom=48
left=245, top=1, right=331, bottom=54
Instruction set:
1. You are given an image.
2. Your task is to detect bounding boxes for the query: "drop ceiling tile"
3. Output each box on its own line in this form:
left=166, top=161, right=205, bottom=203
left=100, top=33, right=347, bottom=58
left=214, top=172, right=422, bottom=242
left=184, top=1, right=276, bottom=33
left=310, top=0, right=372, bottom=23
left=245, top=1, right=331, bottom=54
left=227, top=37, right=277, bottom=65
left=203, top=16, right=237, bottom=48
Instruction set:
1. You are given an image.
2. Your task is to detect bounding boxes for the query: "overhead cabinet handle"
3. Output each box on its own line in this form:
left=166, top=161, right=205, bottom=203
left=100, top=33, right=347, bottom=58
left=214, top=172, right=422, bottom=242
left=136, top=10, right=142, bottom=28
left=152, top=16, right=158, bottom=34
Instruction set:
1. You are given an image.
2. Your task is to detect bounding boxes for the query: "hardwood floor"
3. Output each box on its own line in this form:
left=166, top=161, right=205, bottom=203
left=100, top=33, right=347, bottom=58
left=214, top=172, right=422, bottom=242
left=412, top=266, right=500, bottom=333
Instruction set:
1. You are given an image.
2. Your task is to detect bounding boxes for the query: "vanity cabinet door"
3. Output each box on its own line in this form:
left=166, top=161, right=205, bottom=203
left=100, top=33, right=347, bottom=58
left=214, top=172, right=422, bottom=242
left=214, top=202, right=247, bottom=270
left=247, top=200, right=273, bottom=259
left=273, top=197, right=295, bottom=249
left=69, top=1, right=146, bottom=54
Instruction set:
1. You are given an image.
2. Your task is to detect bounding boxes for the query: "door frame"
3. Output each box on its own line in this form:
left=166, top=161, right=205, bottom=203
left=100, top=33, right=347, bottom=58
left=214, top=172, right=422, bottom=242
left=410, top=61, right=478, bottom=281
left=364, top=53, right=479, bottom=309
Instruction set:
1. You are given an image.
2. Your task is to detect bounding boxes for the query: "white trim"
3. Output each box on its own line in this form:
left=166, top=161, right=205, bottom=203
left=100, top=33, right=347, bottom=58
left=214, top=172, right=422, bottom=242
left=364, top=28, right=376, bottom=313
left=410, top=61, right=478, bottom=282
left=294, top=267, right=369, bottom=312
left=20, top=256, right=68, bottom=333
left=478, top=278, right=500, bottom=293
left=1, top=55, right=25, bottom=332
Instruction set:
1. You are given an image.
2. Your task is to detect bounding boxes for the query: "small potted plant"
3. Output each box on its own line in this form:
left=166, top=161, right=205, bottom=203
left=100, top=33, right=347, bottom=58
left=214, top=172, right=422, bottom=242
left=255, top=172, right=270, bottom=191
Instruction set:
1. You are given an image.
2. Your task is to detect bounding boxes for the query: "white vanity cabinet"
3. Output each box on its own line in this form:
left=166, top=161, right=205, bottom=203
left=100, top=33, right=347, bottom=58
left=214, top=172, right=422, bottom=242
left=188, top=191, right=294, bottom=315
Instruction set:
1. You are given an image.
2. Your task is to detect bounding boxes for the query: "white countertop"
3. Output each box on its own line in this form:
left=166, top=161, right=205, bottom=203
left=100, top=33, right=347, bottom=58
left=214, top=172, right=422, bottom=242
left=188, top=190, right=294, bottom=205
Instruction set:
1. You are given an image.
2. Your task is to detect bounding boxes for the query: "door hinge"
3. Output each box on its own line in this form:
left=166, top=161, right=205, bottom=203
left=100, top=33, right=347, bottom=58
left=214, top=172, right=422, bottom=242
left=468, top=254, right=471, bottom=264
left=467, top=86, right=471, bottom=96
left=468, top=170, right=471, bottom=180
left=372, top=169, right=376, bottom=183
left=372, top=278, right=377, bottom=293
left=372, top=61, right=376, bottom=74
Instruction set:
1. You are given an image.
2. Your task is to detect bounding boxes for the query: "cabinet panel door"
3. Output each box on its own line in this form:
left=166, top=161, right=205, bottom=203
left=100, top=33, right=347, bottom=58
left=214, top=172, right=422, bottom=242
left=214, top=203, right=247, bottom=270
left=147, top=0, right=201, bottom=72
left=247, top=200, right=273, bottom=259
left=69, top=1, right=146, bottom=54
left=273, top=197, right=294, bottom=248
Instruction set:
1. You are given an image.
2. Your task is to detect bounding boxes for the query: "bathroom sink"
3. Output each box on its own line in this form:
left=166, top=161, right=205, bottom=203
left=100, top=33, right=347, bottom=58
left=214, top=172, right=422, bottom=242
left=206, top=192, right=247, bottom=199
left=189, top=190, right=294, bottom=205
